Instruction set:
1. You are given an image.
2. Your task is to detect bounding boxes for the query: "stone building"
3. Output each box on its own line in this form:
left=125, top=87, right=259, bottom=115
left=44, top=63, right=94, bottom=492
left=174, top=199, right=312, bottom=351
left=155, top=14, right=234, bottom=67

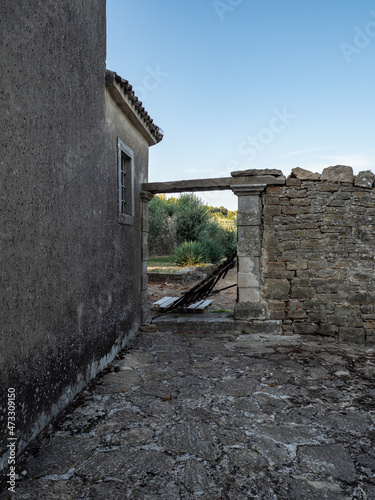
left=0, top=1, right=162, bottom=470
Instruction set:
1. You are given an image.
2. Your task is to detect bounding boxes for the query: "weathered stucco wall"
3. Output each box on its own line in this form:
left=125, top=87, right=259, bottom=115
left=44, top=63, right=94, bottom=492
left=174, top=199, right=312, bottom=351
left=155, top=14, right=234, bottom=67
left=0, top=1, right=149, bottom=470
left=263, top=166, right=375, bottom=346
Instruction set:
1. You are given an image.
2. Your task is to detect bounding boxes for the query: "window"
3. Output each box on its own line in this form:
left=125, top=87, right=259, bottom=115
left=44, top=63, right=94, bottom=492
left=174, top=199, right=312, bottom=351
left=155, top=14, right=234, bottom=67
left=118, top=138, right=134, bottom=224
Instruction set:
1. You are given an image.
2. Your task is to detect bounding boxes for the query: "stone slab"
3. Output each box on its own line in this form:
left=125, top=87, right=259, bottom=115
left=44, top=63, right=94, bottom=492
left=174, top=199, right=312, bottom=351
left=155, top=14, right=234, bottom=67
left=321, top=165, right=353, bottom=183
left=152, top=314, right=281, bottom=334
left=142, top=175, right=285, bottom=193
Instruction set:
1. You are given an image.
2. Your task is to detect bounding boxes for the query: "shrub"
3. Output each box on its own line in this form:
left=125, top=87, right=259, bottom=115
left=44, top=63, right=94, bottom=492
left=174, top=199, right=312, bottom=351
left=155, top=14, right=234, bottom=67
left=201, top=238, right=224, bottom=265
left=174, top=241, right=206, bottom=267
left=148, top=196, right=176, bottom=256
left=217, top=229, right=237, bottom=257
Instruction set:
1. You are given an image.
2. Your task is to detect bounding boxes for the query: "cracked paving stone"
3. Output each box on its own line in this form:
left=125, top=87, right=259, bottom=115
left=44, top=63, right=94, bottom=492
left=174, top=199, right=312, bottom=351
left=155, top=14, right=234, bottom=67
left=109, top=426, right=155, bottom=446
left=254, top=422, right=320, bottom=445
left=9, top=479, right=88, bottom=500
left=95, top=370, right=143, bottom=394
left=224, top=448, right=268, bottom=473
left=125, top=394, right=181, bottom=420
left=181, top=459, right=211, bottom=496
left=253, top=392, right=293, bottom=414
left=214, top=377, right=258, bottom=397
left=247, top=435, right=292, bottom=465
left=76, top=448, right=175, bottom=481
left=297, top=443, right=357, bottom=483
left=115, top=351, right=154, bottom=369
left=158, top=422, right=219, bottom=461
left=95, top=408, right=143, bottom=436
left=318, top=409, right=371, bottom=436
left=24, top=435, right=99, bottom=479
left=8, top=330, right=375, bottom=499
left=277, top=476, right=350, bottom=500
left=139, top=380, right=180, bottom=399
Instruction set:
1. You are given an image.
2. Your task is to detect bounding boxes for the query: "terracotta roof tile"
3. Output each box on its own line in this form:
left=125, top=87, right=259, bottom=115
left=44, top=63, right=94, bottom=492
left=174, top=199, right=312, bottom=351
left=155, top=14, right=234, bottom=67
left=106, top=70, right=163, bottom=144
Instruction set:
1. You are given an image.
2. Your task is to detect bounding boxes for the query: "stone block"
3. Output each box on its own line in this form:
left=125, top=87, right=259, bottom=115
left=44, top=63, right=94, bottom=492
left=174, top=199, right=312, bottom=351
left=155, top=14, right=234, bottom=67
left=237, top=210, right=262, bottom=226
left=267, top=261, right=286, bottom=270
left=361, top=304, right=374, bottom=314
left=286, top=301, right=307, bottom=319
left=293, top=322, right=319, bottom=334
left=354, top=170, right=375, bottom=189
left=285, top=188, right=307, bottom=198
left=307, top=311, right=327, bottom=323
left=237, top=195, right=262, bottom=225
left=286, top=261, right=307, bottom=271
left=321, top=165, right=353, bottom=183
left=270, top=310, right=285, bottom=320
left=290, top=198, right=311, bottom=206
left=330, top=315, right=363, bottom=327
left=234, top=302, right=267, bottom=320
left=287, top=206, right=311, bottom=215
left=339, top=327, right=365, bottom=344
left=238, top=256, right=260, bottom=274
left=286, top=177, right=302, bottom=187
left=349, top=292, right=375, bottom=305
left=237, top=226, right=261, bottom=257
left=238, top=287, right=261, bottom=302
left=237, top=272, right=260, bottom=288
left=264, top=195, right=280, bottom=205
left=291, top=167, right=321, bottom=180
left=263, top=205, right=281, bottom=217
left=268, top=300, right=285, bottom=311
left=291, top=287, right=315, bottom=299
left=265, top=279, right=290, bottom=300
left=318, top=182, right=340, bottom=192
left=265, top=185, right=283, bottom=195
left=265, top=269, right=294, bottom=279
left=319, top=323, right=337, bottom=336
left=232, top=168, right=283, bottom=177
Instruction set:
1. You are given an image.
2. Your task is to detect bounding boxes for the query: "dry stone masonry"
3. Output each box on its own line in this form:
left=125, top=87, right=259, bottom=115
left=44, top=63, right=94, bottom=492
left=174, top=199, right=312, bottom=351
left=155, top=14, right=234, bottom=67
left=261, top=165, right=375, bottom=346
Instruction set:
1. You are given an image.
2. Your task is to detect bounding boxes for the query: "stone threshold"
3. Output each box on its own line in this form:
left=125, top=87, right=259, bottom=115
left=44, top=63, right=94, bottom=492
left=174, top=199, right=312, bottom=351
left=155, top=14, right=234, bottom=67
left=152, top=313, right=282, bottom=335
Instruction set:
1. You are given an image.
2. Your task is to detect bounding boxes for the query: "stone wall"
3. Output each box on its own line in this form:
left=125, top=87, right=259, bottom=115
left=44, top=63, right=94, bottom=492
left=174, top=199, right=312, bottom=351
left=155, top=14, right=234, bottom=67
left=263, top=166, right=375, bottom=346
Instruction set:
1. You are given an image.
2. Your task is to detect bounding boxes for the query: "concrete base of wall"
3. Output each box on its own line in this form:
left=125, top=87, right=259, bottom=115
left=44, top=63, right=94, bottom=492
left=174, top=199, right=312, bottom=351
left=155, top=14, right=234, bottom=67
left=152, top=313, right=282, bottom=335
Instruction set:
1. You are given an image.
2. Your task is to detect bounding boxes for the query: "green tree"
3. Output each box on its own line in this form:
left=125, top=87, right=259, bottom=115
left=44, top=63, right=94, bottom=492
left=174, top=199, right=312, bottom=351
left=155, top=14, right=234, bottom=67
left=175, top=193, right=210, bottom=244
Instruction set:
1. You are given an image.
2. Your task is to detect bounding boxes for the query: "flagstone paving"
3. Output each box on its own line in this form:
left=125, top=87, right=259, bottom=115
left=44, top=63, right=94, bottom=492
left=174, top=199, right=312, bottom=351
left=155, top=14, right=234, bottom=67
left=2, top=330, right=375, bottom=499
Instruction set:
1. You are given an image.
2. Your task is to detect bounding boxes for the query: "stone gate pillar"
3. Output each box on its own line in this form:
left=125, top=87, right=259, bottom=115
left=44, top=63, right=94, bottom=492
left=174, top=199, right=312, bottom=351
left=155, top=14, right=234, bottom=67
left=140, top=190, right=154, bottom=323
left=231, top=184, right=267, bottom=320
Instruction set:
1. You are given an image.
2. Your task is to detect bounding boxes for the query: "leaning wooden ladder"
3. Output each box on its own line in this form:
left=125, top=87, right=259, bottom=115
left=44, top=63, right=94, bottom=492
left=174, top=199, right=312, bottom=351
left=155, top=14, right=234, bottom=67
left=152, top=251, right=237, bottom=317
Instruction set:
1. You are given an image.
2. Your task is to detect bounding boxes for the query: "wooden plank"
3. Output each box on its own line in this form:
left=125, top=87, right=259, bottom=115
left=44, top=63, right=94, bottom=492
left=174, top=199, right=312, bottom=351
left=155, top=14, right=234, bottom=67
left=187, top=300, right=212, bottom=310
left=153, top=297, right=171, bottom=307
left=196, top=300, right=212, bottom=310
left=153, top=297, right=179, bottom=310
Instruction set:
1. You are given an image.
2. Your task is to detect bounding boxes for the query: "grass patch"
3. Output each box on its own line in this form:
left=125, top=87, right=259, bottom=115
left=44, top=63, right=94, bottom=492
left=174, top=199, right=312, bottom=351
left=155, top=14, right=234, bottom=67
left=148, top=256, right=176, bottom=267
left=148, top=256, right=180, bottom=273
left=148, top=255, right=213, bottom=274
left=212, top=309, right=231, bottom=314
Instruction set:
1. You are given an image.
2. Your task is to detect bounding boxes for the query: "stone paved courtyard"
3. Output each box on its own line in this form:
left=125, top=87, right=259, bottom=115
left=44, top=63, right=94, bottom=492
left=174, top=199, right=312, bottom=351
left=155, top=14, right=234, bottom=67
left=2, top=329, right=375, bottom=499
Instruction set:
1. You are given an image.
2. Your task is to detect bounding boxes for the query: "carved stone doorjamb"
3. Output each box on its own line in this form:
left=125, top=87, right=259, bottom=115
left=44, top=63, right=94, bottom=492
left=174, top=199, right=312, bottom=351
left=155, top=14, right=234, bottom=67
left=231, top=184, right=267, bottom=320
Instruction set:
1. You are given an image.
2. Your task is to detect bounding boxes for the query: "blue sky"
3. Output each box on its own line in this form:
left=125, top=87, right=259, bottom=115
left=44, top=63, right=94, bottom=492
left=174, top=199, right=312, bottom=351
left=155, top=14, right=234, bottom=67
left=107, top=0, right=375, bottom=210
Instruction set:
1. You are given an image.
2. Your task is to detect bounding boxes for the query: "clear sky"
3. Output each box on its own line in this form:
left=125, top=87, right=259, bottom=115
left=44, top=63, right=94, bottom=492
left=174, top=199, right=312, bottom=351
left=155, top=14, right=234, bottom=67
left=107, top=0, right=375, bottom=210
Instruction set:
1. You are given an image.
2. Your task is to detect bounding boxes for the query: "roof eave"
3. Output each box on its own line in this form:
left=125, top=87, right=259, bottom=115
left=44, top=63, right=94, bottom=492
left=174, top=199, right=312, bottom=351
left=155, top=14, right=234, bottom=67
left=105, top=70, right=163, bottom=146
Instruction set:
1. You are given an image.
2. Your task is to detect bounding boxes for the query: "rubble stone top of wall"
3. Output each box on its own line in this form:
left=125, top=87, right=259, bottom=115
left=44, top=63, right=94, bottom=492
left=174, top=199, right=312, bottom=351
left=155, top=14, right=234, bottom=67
left=289, top=165, right=375, bottom=189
